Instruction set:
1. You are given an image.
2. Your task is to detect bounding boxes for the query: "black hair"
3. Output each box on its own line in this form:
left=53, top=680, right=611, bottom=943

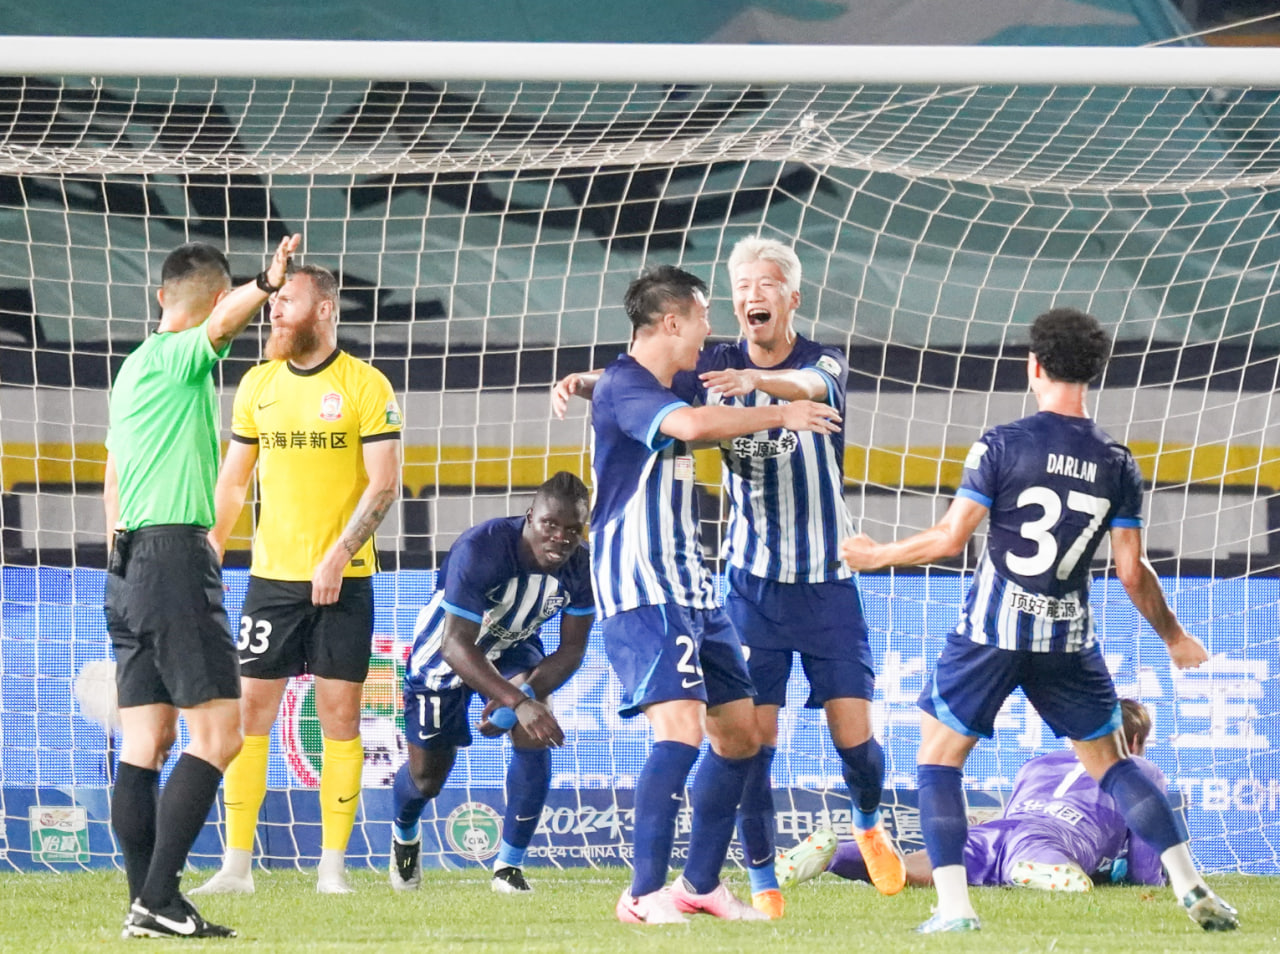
left=1029, top=307, right=1111, bottom=384
left=623, top=264, right=708, bottom=333
left=534, top=471, right=589, bottom=509
left=160, top=242, right=231, bottom=288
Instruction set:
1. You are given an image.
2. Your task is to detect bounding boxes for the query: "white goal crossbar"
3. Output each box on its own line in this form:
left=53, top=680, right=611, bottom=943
left=4, top=36, right=1280, bottom=86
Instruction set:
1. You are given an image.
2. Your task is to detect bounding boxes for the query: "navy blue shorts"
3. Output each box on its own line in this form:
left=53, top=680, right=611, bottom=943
left=725, top=567, right=873, bottom=707
left=602, top=604, right=754, bottom=718
left=403, top=638, right=545, bottom=750
left=919, top=634, right=1120, bottom=740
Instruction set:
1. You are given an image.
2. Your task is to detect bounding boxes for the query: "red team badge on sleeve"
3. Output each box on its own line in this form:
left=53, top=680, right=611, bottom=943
left=319, top=392, right=343, bottom=421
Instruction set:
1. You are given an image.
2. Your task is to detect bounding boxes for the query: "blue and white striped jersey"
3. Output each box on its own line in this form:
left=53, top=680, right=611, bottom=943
left=589, top=355, right=719, bottom=618
left=955, top=411, right=1144, bottom=652
left=675, top=336, right=855, bottom=583
left=403, top=516, right=594, bottom=693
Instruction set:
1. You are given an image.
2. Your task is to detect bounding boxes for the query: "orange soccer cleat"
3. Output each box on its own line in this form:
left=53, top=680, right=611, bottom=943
left=854, top=824, right=907, bottom=896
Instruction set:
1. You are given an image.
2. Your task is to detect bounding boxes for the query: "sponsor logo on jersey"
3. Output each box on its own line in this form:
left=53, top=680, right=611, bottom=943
left=446, top=802, right=503, bottom=862
left=385, top=401, right=402, bottom=426
left=730, top=430, right=799, bottom=459
left=815, top=355, right=842, bottom=379
left=281, top=637, right=408, bottom=787
left=541, top=594, right=567, bottom=615
left=964, top=441, right=988, bottom=470
left=319, top=391, right=344, bottom=421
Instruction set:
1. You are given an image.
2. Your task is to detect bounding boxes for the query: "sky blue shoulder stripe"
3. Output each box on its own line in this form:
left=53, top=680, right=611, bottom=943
left=440, top=599, right=483, bottom=624
left=646, top=401, right=687, bottom=449
left=956, top=487, right=992, bottom=507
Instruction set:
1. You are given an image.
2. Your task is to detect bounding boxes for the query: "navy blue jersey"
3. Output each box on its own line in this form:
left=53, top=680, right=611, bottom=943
left=404, top=516, right=594, bottom=693
left=590, top=355, right=718, bottom=618
left=672, top=336, right=854, bottom=583
left=956, top=412, right=1144, bottom=652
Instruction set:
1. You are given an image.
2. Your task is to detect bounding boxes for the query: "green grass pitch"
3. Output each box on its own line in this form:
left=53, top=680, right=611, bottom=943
left=0, top=868, right=1274, bottom=952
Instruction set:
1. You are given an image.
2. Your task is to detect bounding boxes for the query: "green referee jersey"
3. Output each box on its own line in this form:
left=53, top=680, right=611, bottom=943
left=107, top=323, right=230, bottom=530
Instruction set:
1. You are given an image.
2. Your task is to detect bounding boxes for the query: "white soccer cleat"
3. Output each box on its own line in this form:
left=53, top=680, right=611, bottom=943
left=669, top=876, right=769, bottom=921
left=188, top=867, right=255, bottom=895
left=615, top=887, right=689, bottom=924
left=1182, top=884, right=1239, bottom=931
left=776, top=829, right=839, bottom=889
left=317, top=869, right=355, bottom=894
left=1010, top=860, right=1093, bottom=893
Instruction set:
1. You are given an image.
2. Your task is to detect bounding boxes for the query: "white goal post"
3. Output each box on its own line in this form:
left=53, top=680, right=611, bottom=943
left=1, top=37, right=1277, bottom=878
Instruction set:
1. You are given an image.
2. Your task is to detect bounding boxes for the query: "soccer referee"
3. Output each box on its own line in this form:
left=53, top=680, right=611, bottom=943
left=105, top=233, right=299, bottom=939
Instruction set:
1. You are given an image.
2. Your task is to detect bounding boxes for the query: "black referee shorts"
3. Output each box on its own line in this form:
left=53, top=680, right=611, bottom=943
left=106, top=525, right=241, bottom=709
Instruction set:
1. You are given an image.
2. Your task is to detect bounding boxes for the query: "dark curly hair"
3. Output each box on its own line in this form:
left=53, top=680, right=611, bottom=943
left=1029, top=307, right=1111, bottom=384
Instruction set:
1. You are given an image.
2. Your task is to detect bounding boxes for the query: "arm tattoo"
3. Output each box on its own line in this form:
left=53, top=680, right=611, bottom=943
left=340, top=487, right=397, bottom=557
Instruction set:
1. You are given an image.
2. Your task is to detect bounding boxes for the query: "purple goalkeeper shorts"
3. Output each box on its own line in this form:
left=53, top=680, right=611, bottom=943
left=964, top=817, right=1084, bottom=885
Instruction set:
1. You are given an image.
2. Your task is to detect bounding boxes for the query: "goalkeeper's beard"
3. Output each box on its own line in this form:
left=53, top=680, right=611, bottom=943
left=266, top=322, right=322, bottom=362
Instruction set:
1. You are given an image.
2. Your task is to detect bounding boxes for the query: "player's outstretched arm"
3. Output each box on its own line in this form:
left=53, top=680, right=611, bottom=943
left=209, top=440, right=259, bottom=560
left=523, top=611, right=593, bottom=699
left=842, top=496, right=988, bottom=571
left=440, top=613, right=565, bottom=747
left=1110, top=526, right=1209, bottom=669
left=551, top=369, right=601, bottom=419
left=660, top=399, right=839, bottom=442
left=700, top=367, right=827, bottom=402
left=311, top=438, right=402, bottom=606
left=206, top=234, right=300, bottom=352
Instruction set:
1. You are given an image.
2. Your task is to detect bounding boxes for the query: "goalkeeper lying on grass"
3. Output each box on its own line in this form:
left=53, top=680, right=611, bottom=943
left=779, top=699, right=1167, bottom=894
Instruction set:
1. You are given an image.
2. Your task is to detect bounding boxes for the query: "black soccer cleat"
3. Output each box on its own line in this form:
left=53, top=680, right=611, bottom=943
left=1182, top=884, right=1239, bottom=931
left=125, top=894, right=237, bottom=939
left=491, top=865, right=532, bottom=894
left=389, top=833, right=422, bottom=891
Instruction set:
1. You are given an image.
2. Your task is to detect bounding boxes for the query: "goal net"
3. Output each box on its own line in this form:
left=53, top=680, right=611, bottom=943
left=1, top=39, right=1278, bottom=878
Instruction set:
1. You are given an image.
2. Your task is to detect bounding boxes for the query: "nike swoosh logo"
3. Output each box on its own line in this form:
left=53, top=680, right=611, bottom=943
left=681, top=678, right=703, bottom=689
left=257, top=400, right=278, bottom=410
left=418, top=730, right=441, bottom=741
left=515, top=814, right=539, bottom=822
left=670, top=793, right=683, bottom=802
left=238, top=656, right=258, bottom=666
left=750, top=855, right=773, bottom=867
left=338, top=792, right=360, bottom=804
left=153, top=913, right=197, bottom=936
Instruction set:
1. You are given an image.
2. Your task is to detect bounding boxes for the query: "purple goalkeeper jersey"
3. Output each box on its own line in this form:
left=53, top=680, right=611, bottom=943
left=964, top=750, right=1166, bottom=886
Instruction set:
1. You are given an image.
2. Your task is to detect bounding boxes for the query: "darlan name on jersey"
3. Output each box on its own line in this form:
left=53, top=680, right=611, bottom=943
left=1045, top=453, right=1097, bottom=483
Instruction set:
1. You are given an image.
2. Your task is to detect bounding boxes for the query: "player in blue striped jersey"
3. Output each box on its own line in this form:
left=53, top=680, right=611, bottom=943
left=691, top=238, right=905, bottom=913
left=553, top=238, right=906, bottom=915
left=842, top=307, right=1238, bottom=933
left=593, top=264, right=841, bottom=924
left=389, top=472, right=594, bottom=895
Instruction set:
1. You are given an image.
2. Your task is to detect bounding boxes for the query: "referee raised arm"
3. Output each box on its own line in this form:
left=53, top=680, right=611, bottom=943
left=104, top=233, right=298, bottom=940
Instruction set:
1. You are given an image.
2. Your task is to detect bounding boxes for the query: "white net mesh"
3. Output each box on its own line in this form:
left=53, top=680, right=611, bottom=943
left=1, top=49, right=1278, bottom=877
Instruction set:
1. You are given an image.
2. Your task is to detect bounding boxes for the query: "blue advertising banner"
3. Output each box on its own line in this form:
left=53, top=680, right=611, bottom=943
left=1, top=567, right=1276, bottom=873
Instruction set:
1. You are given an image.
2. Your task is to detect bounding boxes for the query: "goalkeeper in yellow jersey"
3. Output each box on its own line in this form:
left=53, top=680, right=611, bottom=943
left=193, top=263, right=403, bottom=895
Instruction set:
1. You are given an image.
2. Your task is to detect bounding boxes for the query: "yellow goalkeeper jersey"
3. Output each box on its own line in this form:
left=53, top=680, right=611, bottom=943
left=231, top=350, right=402, bottom=581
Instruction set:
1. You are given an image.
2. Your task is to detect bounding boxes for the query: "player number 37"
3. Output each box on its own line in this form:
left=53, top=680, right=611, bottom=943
left=1006, top=486, right=1110, bottom=581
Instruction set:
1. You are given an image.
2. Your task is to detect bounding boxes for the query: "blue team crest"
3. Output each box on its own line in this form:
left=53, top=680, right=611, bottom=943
left=541, top=594, right=567, bottom=615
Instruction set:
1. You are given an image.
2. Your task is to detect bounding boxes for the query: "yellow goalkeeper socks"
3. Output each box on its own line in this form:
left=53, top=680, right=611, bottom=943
left=320, top=735, right=364, bottom=852
left=223, top=734, right=270, bottom=853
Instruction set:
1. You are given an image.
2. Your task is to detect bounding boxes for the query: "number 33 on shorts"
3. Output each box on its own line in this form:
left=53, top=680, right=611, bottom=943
left=238, top=615, right=273, bottom=656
